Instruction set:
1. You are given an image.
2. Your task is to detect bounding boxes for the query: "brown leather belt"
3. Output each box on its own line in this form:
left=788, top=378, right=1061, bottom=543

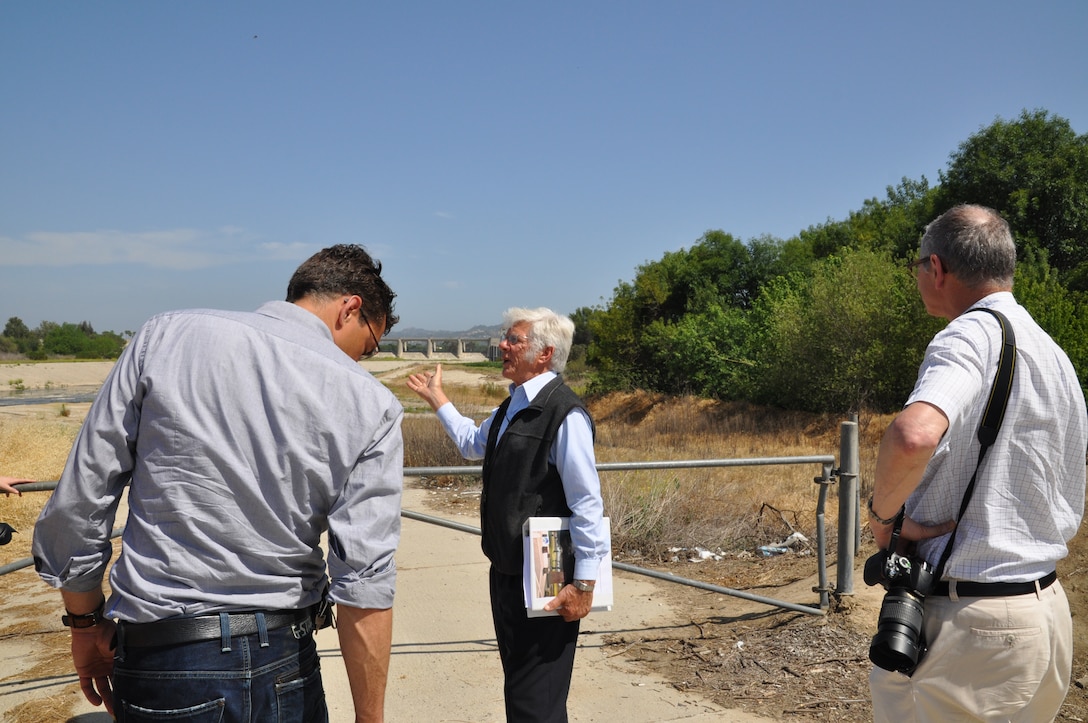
left=119, top=609, right=311, bottom=648
left=931, top=570, right=1056, bottom=597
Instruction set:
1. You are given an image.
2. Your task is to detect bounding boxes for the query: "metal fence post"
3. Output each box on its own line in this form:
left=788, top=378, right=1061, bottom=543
left=836, top=420, right=859, bottom=595
left=813, top=462, right=834, bottom=610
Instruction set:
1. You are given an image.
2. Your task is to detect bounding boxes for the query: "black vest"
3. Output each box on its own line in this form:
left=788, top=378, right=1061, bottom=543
left=480, top=375, right=594, bottom=576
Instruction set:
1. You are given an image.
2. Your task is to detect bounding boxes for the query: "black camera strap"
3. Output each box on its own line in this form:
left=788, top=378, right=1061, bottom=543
left=933, top=307, right=1016, bottom=580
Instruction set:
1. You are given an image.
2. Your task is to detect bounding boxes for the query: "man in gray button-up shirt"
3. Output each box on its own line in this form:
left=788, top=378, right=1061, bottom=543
left=34, top=244, right=403, bottom=721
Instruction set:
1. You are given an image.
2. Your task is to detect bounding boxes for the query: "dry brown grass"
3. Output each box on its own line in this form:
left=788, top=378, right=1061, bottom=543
left=586, top=392, right=891, bottom=561
left=0, top=417, right=82, bottom=568
left=403, top=415, right=479, bottom=472
left=0, top=414, right=86, bottom=720
left=4, top=696, right=79, bottom=723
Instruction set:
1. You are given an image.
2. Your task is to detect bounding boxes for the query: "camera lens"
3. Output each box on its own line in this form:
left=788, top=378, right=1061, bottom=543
left=869, top=587, right=926, bottom=673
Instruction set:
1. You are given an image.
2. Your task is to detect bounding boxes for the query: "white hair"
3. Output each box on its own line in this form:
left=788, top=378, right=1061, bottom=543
left=502, top=307, right=575, bottom=373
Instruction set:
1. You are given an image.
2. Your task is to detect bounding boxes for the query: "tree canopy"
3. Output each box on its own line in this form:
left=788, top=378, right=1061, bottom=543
left=0, top=317, right=126, bottom=360
left=580, top=110, right=1088, bottom=413
left=939, top=109, right=1088, bottom=279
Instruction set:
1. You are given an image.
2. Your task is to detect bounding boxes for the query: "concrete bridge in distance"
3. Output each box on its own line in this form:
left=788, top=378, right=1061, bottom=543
left=378, top=337, right=498, bottom=361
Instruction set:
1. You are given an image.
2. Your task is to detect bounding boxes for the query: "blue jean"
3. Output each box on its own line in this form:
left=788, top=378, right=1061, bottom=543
left=113, top=616, right=328, bottom=723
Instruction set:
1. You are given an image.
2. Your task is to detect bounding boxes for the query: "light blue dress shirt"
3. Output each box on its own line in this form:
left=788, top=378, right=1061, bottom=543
left=33, top=301, right=404, bottom=622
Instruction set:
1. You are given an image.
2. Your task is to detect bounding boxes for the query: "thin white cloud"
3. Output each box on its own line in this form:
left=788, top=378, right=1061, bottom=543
left=2, top=229, right=313, bottom=270
left=434, top=211, right=454, bottom=219
left=441, top=280, right=463, bottom=290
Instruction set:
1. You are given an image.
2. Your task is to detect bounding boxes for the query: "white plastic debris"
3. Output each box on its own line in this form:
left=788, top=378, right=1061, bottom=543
left=776, top=531, right=809, bottom=548
left=688, top=547, right=723, bottom=562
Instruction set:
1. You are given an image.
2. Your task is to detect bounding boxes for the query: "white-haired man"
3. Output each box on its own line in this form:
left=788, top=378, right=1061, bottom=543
left=407, top=306, right=609, bottom=723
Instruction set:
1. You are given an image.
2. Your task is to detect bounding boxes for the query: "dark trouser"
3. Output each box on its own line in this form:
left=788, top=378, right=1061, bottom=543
left=113, top=612, right=327, bottom=723
left=490, top=566, right=580, bottom=723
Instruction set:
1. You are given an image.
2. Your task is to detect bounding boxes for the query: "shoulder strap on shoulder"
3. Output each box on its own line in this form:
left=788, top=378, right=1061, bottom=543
left=965, top=308, right=1016, bottom=447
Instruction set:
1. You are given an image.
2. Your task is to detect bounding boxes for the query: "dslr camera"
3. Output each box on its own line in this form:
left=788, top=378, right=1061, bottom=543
left=863, top=530, right=936, bottom=675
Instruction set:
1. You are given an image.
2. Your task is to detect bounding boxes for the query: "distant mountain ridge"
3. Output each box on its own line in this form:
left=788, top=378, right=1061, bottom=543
left=386, top=324, right=501, bottom=339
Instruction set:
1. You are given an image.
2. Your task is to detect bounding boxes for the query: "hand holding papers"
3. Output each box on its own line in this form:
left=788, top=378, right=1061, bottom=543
left=523, top=516, right=613, bottom=618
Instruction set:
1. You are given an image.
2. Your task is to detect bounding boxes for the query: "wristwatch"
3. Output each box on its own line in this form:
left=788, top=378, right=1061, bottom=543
left=572, top=579, right=595, bottom=593
left=61, top=601, right=106, bottom=629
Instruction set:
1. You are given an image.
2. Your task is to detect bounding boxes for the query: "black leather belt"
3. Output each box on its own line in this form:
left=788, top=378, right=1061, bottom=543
left=931, top=570, right=1056, bottom=597
left=120, top=609, right=311, bottom=648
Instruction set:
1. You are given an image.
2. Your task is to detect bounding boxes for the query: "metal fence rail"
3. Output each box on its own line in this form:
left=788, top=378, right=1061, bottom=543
left=403, top=420, right=863, bottom=614
left=2, top=421, right=861, bottom=615
left=402, top=508, right=826, bottom=616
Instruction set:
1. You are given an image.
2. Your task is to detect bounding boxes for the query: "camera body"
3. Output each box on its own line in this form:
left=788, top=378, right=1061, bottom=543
left=863, top=548, right=936, bottom=674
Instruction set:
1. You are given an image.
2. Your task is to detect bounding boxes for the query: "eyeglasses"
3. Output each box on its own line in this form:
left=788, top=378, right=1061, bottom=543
left=499, top=329, right=530, bottom=346
left=359, top=313, right=383, bottom=359
left=906, top=256, right=932, bottom=272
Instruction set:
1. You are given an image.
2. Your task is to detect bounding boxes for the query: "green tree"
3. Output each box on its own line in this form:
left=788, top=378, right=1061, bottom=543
left=851, top=177, right=939, bottom=259
left=938, top=109, right=1088, bottom=275
left=2, top=316, right=37, bottom=354
left=3, top=317, right=31, bottom=339
left=1013, top=254, right=1088, bottom=397
left=583, top=109, right=1088, bottom=411
left=587, top=280, right=647, bottom=391
left=587, top=230, right=796, bottom=394
left=42, top=323, right=91, bottom=356
left=640, top=304, right=754, bottom=399
left=794, top=177, right=938, bottom=264
left=82, top=330, right=126, bottom=359
left=751, top=249, right=938, bottom=413
left=569, top=306, right=597, bottom=347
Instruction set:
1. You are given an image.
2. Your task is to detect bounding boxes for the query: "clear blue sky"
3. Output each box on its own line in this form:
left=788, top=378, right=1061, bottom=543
left=3, top=2, right=1087, bottom=335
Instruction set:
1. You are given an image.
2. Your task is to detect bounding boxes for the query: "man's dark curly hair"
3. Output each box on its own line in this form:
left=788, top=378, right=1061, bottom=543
left=285, top=244, right=399, bottom=333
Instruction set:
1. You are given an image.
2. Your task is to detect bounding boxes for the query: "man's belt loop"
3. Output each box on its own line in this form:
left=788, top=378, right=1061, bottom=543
left=115, top=620, right=127, bottom=662
left=219, top=612, right=231, bottom=653
left=256, top=611, right=270, bottom=648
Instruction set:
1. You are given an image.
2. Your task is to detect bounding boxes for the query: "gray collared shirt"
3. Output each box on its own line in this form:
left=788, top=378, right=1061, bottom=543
left=33, top=301, right=404, bottom=622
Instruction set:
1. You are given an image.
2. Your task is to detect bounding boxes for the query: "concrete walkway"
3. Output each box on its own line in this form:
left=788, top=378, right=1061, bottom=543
left=319, top=486, right=770, bottom=721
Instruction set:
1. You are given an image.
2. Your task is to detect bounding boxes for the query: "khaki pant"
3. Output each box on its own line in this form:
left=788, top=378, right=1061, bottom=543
left=870, top=579, right=1071, bottom=722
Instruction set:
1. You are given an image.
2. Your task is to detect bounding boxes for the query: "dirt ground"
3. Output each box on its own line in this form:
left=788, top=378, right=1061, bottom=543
left=602, top=540, right=1088, bottom=723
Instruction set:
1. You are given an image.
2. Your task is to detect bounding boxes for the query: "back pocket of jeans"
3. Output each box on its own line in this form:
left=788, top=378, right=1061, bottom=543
left=274, top=660, right=325, bottom=722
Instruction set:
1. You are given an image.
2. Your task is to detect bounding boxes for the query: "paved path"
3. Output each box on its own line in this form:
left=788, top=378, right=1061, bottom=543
left=319, top=486, right=772, bottom=721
